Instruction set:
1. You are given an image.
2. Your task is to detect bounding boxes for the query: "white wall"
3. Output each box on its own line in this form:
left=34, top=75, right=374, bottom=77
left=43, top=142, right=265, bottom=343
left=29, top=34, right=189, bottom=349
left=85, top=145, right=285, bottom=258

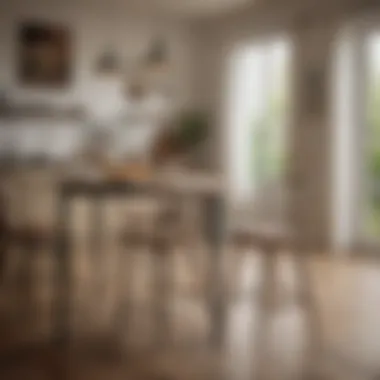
left=0, top=0, right=196, bottom=159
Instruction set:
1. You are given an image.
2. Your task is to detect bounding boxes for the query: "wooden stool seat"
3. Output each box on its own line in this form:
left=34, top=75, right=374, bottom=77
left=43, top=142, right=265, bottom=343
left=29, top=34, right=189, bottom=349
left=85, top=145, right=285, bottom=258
left=121, top=229, right=178, bottom=252
left=233, top=225, right=293, bottom=252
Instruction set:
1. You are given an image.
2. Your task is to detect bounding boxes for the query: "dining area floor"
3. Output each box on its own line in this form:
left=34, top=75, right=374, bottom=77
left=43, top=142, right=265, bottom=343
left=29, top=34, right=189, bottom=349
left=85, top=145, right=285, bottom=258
left=0, top=244, right=380, bottom=380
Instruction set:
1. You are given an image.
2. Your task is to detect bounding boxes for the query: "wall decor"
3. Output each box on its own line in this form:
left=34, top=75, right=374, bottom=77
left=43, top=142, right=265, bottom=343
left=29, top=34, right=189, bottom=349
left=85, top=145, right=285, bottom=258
left=18, top=21, right=71, bottom=87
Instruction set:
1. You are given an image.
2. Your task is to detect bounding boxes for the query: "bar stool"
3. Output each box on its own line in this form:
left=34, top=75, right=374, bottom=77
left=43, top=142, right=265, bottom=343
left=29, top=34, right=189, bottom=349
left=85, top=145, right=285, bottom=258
left=231, top=225, right=322, bottom=378
left=117, top=195, right=184, bottom=346
left=232, top=226, right=315, bottom=306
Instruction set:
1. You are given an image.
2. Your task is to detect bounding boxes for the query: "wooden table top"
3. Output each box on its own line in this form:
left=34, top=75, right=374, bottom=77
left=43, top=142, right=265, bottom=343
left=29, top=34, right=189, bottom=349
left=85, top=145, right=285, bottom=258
left=61, top=168, right=225, bottom=197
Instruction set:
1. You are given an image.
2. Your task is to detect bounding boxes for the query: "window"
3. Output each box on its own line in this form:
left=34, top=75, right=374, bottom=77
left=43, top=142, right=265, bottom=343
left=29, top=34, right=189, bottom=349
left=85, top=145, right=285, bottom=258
left=333, top=24, right=380, bottom=250
left=225, top=37, right=291, bottom=223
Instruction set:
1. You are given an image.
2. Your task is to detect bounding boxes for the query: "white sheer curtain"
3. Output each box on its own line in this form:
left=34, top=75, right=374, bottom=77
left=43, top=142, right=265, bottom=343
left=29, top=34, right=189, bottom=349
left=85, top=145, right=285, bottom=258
left=226, top=44, right=261, bottom=204
left=331, top=25, right=380, bottom=251
left=331, top=27, right=360, bottom=252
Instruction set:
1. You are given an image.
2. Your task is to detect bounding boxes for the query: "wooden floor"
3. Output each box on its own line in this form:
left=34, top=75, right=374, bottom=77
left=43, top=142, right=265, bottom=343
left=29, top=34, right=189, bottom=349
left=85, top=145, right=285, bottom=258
left=0, top=246, right=380, bottom=380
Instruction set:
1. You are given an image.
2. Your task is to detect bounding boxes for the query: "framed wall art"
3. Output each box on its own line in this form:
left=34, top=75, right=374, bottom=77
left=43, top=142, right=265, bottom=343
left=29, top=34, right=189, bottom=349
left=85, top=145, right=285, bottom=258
left=18, top=21, right=72, bottom=88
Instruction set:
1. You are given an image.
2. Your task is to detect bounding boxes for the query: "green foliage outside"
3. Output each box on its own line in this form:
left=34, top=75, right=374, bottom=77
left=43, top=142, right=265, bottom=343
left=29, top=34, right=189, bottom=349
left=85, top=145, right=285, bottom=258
left=251, top=90, right=287, bottom=189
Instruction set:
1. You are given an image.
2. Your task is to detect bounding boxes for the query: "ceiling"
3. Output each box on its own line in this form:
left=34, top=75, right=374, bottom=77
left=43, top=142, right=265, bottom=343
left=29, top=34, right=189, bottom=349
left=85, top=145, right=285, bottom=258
left=2, top=0, right=257, bottom=19
left=5, top=0, right=374, bottom=19
left=152, top=0, right=254, bottom=17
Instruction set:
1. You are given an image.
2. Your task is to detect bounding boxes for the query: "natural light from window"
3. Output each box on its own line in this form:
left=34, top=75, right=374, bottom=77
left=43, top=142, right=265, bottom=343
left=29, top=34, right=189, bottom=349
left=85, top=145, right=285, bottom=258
left=225, top=37, right=291, bottom=225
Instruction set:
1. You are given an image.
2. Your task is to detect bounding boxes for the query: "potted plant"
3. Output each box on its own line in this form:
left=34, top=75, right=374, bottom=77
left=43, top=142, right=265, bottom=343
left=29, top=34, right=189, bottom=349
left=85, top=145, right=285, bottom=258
left=153, top=109, right=209, bottom=167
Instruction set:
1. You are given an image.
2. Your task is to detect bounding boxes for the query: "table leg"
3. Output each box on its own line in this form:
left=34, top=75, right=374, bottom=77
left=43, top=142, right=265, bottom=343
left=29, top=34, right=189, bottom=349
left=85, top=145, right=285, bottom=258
left=114, top=220, right=137, bottom=345
left=89, top=196, right=104, bottom=297
left=204, top=196, right=225, bottom=349
left=152, top=199, right=177, bottom=347
left=53, top=194, right=71, bottom=345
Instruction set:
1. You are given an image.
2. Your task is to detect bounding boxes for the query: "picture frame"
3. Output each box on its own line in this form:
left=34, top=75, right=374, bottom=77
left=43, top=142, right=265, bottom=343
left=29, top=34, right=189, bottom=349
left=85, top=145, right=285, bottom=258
left=18, top=21, right=72, bottom=88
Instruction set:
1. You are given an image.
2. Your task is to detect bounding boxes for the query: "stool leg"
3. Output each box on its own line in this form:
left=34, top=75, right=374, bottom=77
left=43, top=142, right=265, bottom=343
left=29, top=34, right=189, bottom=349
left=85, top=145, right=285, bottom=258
left=151, top=200, right=182, bottom=347
left=24, top=242, right=38, bottom=315
left=114, top=240, right=134, bottom=345
left=152, top=239, right=170, bottom=347
left=261, top=248, right=277, bottom=311
left=253, top=248, right=277, bottom=380
left=53, top=196, right=71, bottom=345
left=231, top=242, right=249, bottom=301
left=90, top=199, right=104, bottom=298
left=293, top=250, right=323, bottom=378
left=204, top=197, right=226, bottom=349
